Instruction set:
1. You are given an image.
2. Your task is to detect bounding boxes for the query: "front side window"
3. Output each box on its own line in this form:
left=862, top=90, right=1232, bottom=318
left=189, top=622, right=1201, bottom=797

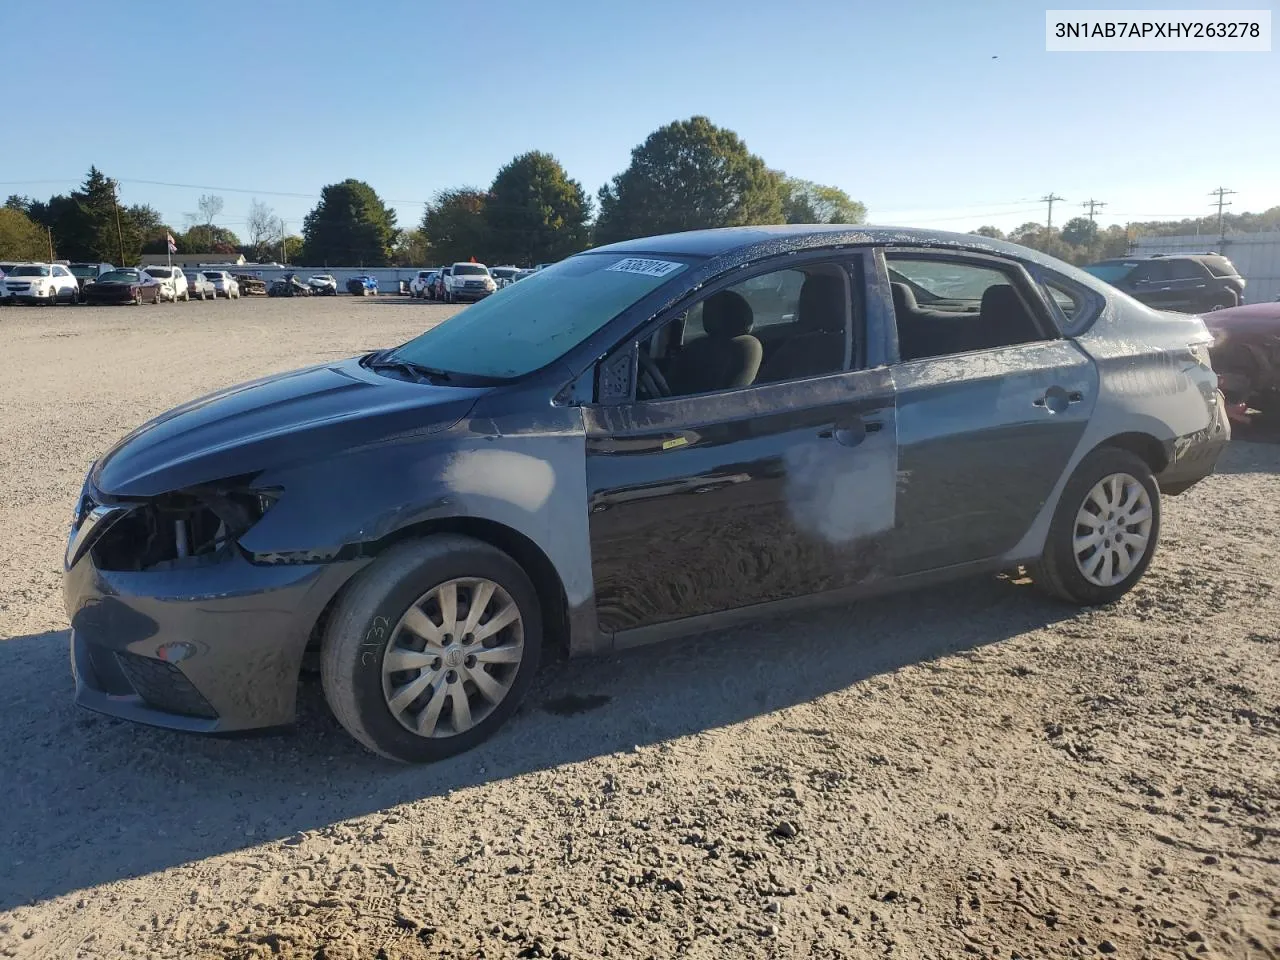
left=626, top=261, right=854, bottom=401
left=386, top=254, right=689, bottom=380
left=1166, top=258, right=1207, bottom=280
left=1083, top=261, right=1138, bottom=284
left=887, top=254, right=1046, bottom=361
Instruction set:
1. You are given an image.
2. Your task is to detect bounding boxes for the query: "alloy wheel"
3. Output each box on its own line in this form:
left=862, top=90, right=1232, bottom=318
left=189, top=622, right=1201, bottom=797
left=1072, top=472, right=1153, bottom=587
left=380, top=578, right=525, bottom=739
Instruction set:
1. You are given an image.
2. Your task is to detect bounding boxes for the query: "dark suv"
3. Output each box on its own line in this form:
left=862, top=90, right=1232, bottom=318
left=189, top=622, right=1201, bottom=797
left=1084, top=254, right=1244, bottom=313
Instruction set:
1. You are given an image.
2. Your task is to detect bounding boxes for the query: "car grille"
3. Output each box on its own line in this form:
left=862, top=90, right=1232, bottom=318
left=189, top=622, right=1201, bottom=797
left=464, top=280, right=485, bottom=288
left=6, top=282, right=31, bottom=291
left=115, top=651, right=218, bottom=718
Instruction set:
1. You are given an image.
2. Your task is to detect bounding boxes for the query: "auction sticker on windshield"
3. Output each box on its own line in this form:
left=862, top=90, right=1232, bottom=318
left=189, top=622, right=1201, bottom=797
left=606, top=258, right=684, bottom=278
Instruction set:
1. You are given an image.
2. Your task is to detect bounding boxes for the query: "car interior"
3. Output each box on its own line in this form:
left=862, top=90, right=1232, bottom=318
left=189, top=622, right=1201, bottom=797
left=634, top=264, right=853, bottom=400
left=886, top=256, right=1045, bottom=361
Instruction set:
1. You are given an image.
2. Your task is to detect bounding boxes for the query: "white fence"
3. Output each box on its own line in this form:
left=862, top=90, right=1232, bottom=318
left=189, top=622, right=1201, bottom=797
left=1131, top=232, right=1280, bottom=304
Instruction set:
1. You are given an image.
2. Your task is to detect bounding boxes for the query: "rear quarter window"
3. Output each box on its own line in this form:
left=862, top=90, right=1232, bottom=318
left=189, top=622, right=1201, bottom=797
left=1203, top=256, right=1238, bottom=278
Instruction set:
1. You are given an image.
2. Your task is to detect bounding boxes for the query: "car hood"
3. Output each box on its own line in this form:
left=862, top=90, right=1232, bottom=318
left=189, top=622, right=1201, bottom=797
left=92, top=356, right=488, bottom=498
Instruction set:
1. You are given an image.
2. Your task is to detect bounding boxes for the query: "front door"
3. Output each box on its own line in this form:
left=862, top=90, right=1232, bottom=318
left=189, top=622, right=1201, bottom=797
left=583, top=255, right=898, bottom=637
left=882, top=250, right=1098, bottom=574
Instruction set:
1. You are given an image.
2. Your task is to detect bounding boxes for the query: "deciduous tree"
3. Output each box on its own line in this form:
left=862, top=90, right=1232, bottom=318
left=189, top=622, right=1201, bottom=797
left=484, top=151, right=591, bottom=265
left=594, top=116, right=784, bottom=244
left=421, top=188, right=489, bottom=266
left=301, top=179, right=398, bottom=266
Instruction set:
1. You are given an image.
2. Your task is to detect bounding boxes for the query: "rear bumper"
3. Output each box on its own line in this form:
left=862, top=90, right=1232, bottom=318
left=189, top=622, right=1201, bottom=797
left=64, top=547, right=366, bottom=732
left=1156, top=389, right=1231, bottom=495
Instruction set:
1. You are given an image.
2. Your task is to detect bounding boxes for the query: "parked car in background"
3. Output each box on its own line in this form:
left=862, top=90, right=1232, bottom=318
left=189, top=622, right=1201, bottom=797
left=268, top=274, right=311, bottom=297
left=141, top=266, right=190, bottom=302
left=432, top=266, right=451, bottom=301
left=410, top=270, right=439, bottom=299
left=82, top=268, right=164, bottom=305
left=0, top=262, right=19, bottom=303
left=183, top=271, right=218, bottom=301
left=443, top=262, right=495, bottom=302
left=346, top=275, right=378, bottom=296
left=489, top=266, right=521, bottom=289
left=3, top=263, right=82, bottom=304
left=1083, top=253, right=1245, bottom=313
left=232, top=273, right=265, bottom=296
left=61, top=225, right=1229, bottom=762
left=1203, top=301, right=1280, bottom=421
left=201, top=271, right=241, bottom=299
left=308, top=274, right=338, bottom=296
left=69, top=262, right=115, bottom=291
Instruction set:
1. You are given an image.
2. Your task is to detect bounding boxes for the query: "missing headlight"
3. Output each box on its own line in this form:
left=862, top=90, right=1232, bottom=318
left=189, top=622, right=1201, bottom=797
left=92, top=484, right=280, bottom=572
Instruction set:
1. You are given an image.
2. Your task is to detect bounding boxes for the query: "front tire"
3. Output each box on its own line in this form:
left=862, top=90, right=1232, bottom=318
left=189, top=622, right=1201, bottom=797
left=321, top=535, right=542, bottom=763
left=1030, top=447, right=1160, bottom=605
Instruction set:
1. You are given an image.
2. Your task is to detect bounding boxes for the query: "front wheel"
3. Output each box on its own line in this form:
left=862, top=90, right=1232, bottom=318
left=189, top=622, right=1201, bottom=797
left=321, top=535, right=542, bottom=763
left=1029, top=447, right=1160, bottom=605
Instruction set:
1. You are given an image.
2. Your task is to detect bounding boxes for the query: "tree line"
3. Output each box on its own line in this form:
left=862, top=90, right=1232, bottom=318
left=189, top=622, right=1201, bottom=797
left=6, top=116, right=1278, bottom=268
left=972, top=204, right=1280, bottom=266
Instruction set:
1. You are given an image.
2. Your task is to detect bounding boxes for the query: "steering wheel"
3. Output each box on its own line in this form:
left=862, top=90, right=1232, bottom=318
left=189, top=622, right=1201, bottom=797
left=637, top=352, right=671, bottom=399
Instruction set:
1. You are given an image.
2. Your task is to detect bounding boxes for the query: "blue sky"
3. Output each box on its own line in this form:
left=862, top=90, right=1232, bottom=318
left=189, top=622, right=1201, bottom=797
left=1, top=0, right=1275, bottom=237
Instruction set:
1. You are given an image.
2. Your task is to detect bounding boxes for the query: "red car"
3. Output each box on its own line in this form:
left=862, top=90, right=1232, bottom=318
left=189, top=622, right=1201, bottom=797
left=1204, top=301, right=1280, bottom=422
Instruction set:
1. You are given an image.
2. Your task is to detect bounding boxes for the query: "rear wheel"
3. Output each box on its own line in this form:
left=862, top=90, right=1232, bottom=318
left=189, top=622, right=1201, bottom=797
left=1029, top=447, right=1160, bottom=605
left=321, top=535, right=542, bottom=763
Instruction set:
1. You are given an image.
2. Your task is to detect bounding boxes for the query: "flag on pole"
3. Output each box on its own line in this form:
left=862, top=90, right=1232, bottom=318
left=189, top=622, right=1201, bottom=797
left=166, top=233, right=177, bottom=254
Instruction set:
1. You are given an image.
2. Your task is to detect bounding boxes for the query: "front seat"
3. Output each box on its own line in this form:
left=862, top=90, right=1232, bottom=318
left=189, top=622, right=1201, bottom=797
left=665, top=290, right=763, bottom=395
left=758, top=273, right=846, bottom=382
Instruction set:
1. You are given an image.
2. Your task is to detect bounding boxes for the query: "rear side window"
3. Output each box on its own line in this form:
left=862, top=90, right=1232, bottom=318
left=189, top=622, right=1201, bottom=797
left=886, top=254, right=1046, bottom=362
left=1167, top=258, right=1208, bottom=280
left=1203, top=256, right=1238, bottom=278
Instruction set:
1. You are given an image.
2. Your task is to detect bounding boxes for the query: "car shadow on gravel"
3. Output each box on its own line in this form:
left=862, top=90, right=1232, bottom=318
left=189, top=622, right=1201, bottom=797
left=0, top=575, right=1070, bottom=910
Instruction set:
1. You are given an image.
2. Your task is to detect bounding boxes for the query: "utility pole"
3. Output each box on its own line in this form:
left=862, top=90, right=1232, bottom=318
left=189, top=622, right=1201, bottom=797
left=112, top=194, right=127, bottom=266
left=47, top=226, right=54, bottom=262
left=1081, top=198, right=1107, bottom=222
left=1209, top=186, right=1236, bottom=243
left=1041, top=193, right=1065, bottom=234
left=279, top=219, right=286, bottom=265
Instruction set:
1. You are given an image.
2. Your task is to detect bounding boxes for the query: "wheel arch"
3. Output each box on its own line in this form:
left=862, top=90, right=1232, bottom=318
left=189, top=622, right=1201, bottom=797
left=1090, top=431, right=1170, bottom=475
left=305, top=517, right=571, bottom=662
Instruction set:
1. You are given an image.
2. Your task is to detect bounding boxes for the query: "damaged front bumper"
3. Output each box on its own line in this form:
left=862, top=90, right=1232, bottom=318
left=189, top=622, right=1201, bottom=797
left=63, top=481, right=367, bottom=732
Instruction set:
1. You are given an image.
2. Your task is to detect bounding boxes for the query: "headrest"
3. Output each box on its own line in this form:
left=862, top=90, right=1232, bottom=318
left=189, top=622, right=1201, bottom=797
left=890, top=281, right=918, bottom=313
left=980, top=283, right=1022, bottom=317
left=797, top=273, right=845, bottom=332
left=702, top=289, right=754, bottom=338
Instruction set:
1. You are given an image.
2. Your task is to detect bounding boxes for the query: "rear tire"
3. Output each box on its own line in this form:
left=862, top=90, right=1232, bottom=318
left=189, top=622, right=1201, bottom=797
left=1029, top=447, right=1160, bottom=605
left=321, top=535, right=542, bottom=763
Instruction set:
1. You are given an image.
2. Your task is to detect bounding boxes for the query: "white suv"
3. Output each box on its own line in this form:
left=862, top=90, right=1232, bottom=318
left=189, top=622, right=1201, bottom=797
left=142, top=266, right=190, bottom=302
left=2, top=262, right=82, bottom=305
left=202, top=270, right=241, bottom=299
left=443, top=262, right=496, bottom=303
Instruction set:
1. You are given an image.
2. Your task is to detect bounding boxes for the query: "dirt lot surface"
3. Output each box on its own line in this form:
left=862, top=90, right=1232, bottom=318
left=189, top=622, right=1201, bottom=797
left=1, top=298, right=1277, bottom=960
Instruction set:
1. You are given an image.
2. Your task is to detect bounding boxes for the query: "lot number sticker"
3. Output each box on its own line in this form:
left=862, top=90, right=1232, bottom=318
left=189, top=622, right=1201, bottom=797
left=606, top=258, right=683, bottom=278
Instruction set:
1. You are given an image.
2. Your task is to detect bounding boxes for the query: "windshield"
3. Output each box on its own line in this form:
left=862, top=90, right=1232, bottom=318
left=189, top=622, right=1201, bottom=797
left=99, top=270, right=141, bottom=282
left=387, top=254, right=689, bottom=379
left=203, top=272, right=224, bottom=280
left=491, top=268, right=518, bottom=279
left=70, top=265, right=101, bottom=278
left=1083, top=262, right=1138, bottom=284
left=11, top=265, right=51, bottom=277
left=147, top=268, right=172, bottom=278
left=453, top=264, right=488, bottom=276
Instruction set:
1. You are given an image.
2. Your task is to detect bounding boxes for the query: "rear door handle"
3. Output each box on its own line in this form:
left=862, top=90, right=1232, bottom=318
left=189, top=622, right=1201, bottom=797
left=818, top=419, right=883, bottom=447
left=1035, top=387, right=1084, bottom=411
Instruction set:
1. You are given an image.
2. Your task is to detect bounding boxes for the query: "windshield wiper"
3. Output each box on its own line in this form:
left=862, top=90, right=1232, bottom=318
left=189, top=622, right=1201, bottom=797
left=363, top=353, right=454, bottom=383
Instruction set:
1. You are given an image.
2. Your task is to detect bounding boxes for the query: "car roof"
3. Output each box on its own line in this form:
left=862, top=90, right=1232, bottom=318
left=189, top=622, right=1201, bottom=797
left=1090, top=253, right=1234, bottom=264
left=590, top=223, right=1077, bottom=264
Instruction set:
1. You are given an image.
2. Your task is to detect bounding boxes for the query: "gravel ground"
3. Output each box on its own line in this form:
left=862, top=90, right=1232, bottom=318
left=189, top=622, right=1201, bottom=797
left=0, top=297, right=1277, bottom=960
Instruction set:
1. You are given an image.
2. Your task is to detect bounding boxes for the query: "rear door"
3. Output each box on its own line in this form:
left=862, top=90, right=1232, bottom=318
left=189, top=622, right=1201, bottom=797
left=1159, top=258, right=1212, bottom=312
left=881, top=249, right=1097, bottom=574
